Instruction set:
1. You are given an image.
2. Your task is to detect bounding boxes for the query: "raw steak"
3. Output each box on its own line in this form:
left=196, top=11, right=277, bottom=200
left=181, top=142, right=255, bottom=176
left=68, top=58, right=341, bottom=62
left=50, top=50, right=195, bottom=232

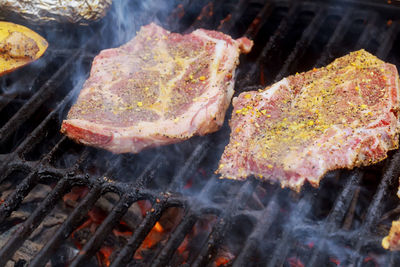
left=61, top=23, right=253, bottom=153
left=217, top=49, right=400, bottom=191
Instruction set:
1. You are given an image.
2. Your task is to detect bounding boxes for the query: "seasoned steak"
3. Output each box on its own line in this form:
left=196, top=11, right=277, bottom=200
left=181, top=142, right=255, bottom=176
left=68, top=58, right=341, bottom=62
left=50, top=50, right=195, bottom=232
left=217, top=50, right=400, bottom=191
left=383, top=220, right=400, bottom=251
left=61, top=23, right=253, bottom=153
left=382, top=185, right=400, bottom=251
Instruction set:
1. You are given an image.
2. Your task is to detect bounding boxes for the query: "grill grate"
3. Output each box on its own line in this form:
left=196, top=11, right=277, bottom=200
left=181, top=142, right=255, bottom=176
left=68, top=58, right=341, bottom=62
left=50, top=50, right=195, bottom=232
left=1, top=0, right=400, bottom=266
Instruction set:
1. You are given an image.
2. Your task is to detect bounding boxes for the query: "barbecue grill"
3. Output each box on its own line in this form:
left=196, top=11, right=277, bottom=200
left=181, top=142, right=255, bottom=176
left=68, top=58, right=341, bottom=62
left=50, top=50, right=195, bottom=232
left=1, top=0, right=400, bottom=266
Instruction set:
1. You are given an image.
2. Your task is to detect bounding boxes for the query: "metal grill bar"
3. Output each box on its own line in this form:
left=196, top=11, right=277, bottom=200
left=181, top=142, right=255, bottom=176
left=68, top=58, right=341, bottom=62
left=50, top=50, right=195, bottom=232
left=244, top=2, right=274, bottom=39
left=0, top=93, right=17, bottom=113
left=351, top=151, right=400, bottom=266
left=0, top=51, right=81, bottom=144
left=185, top=0, right=223, bottom=33
left=325, top=170, right=363, bottom=230
left=29, top=183, right=103, bottom=267
left=67, top=154, right=163, bottom=266
left=0, top=178, right=71, bottom=266
left=12, top=86, right=86, bottom=160
left=217, top=0, right=249, bottom=33
left=191, top=216, right=227, bottom=267
left=376, top=21, right=400, bottom=59
left=266, top=194, right=314, bottom=267
left=70, top=194, right=138, bottom=266
left=0, top=161, right=33, bottom=184
left=389, top=251, right=400, bottom=266
left=307, top=170, right=363, bottom=266
left=354, top=13, right=378, bottom=50
left=314, top=9, right=352, bottom=67
left=0, top=142, right=89, bottom=225
left=110, top=202, right=168, bottom=267
left=274, top=6, right=326, bottom=81
left=240, top=2, right=300, bottom=87
left=168, top=140, right=209, bottom=191
left=232, top=194, right=280, bottom=267
left=192, top=179, right=258, bottom=266
left=0, top=172, right=38, bottom=224
left=165, top=0, right=192, bottom=31
left=151, top=211, right=197, bottom=267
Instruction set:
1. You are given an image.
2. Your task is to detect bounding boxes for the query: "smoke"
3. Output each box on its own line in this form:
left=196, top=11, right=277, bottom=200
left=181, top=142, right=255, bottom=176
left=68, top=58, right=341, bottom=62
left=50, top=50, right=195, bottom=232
left=0, top=56, right=47, bottom=95
left=1, top=1, right=397, bottom=266
left=97, top=0, right=179, bottom=48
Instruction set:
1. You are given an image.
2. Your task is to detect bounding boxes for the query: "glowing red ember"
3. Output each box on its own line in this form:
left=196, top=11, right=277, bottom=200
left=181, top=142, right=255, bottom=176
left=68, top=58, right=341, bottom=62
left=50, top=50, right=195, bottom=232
left=287, top=257, right=305, bottom=267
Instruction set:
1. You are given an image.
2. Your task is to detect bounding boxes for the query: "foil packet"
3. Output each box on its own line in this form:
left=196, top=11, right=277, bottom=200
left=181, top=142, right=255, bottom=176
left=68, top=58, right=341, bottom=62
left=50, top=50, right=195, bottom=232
left=0, top=0, right=113, bottom=25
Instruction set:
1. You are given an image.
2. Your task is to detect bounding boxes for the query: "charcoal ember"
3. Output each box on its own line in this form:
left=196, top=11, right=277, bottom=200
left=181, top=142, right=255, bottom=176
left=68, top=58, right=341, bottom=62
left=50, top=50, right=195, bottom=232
left=72, top=227, right=92, bottom=246
left=0, top=225, right=41, bottom=266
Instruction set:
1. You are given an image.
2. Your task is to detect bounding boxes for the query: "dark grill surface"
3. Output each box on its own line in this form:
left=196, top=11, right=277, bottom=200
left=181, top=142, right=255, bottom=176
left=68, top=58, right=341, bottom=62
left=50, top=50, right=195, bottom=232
left=1, top=0, right=400, bottom=266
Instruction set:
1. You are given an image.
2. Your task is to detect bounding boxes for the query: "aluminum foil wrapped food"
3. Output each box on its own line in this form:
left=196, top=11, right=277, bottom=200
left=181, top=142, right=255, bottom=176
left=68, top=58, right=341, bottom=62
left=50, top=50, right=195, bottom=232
left=0, top=0, right=113, bottom=24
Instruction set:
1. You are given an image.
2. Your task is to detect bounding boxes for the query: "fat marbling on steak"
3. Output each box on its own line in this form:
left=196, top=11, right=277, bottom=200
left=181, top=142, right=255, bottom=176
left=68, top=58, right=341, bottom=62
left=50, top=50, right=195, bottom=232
left=217, top=49, right=400, bottom=191
left=61, top=23, right=253, bottom=153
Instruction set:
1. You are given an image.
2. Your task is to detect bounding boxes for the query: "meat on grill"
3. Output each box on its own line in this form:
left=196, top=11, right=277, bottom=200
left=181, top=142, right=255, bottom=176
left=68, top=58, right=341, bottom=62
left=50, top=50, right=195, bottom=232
left=217, top=49, right=400, bottom=191
left=382, top=186, right=400, bottom=250
left=61, top=23, right=253, bottom=153
left=382, top=220, right=400, bottom=250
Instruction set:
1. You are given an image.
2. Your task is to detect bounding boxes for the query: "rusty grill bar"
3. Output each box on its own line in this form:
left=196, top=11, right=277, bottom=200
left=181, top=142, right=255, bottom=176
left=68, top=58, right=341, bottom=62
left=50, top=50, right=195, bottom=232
left=1, top=0, right=400, bottom=266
